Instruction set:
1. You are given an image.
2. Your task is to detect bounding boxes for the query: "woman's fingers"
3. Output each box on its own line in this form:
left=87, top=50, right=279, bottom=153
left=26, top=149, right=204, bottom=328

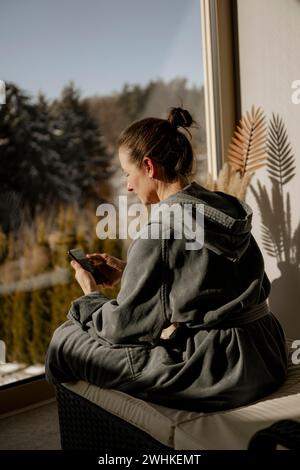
left=102, top=254, right=126, bottom=272
left=85, top=253, right=124, bottom=285
left=86, top=253, right=103, bottom=259
left=86, top=253, right=118, bottom=261
left=70, top=260, right=82, bottom=270
left=86, top=253, right=106, bottom=265
left=86, top=253, right=107, bottom=258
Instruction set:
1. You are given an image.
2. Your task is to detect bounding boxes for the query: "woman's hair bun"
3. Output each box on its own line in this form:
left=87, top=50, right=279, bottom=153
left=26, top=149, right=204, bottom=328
left=167, top=107, right=193, bottom=129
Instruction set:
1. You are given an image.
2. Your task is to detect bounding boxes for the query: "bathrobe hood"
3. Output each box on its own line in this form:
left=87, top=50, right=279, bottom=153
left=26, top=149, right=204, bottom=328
left=155, top=180, right=253, bottom=263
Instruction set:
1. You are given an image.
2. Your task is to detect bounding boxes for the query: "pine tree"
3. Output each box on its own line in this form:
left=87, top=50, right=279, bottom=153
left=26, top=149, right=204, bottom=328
left=26, top=93, right=77, bottom=211
left=28, top=287, right=52, bottom=363
left=0, top=294, right=14, bottom=361
left=0, top=84, right=75, bottom=217
left=50, top=82, right=112, bottom=204
left=10, top=290, right=31, bottom=363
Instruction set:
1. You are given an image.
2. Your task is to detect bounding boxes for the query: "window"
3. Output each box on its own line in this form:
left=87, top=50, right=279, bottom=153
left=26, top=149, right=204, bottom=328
left=0, top=0, right=208, bottom=387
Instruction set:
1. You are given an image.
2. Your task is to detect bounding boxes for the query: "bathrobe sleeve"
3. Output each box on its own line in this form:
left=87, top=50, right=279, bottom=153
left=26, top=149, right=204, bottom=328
left=67, top=225, right=169, bottom=345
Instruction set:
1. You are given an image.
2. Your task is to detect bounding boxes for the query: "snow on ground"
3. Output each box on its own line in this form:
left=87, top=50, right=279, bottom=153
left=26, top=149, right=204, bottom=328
left=0, top=362, right=45, bottom=386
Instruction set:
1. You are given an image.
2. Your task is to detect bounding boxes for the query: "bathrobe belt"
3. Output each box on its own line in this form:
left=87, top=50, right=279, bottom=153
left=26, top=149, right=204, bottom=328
left=163, top=300, right=270, bottom=346
left=207, top=299, right=270, bottom=329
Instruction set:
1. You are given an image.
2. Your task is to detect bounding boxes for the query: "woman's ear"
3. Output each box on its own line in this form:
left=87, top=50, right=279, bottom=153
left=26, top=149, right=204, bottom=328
left=143, top=156, right=156, bottom=178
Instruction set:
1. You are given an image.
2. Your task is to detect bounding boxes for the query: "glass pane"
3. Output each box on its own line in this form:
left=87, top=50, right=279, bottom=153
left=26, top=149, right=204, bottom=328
left=0, top=0, right=207, bottom=386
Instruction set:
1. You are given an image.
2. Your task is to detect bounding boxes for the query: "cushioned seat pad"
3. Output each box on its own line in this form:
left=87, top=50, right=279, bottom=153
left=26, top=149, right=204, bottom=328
left=62, top=340, right=300, bottom=449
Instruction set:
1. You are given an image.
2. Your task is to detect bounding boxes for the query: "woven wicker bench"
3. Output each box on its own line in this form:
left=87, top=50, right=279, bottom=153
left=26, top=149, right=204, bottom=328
left=56, top=384, right=171, bottom=452
left=55, top=340, right=300, bottom=450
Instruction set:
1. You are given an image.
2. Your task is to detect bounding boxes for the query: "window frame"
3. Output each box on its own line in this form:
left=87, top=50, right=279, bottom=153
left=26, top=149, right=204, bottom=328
left=200, top=0, right=241, bottom=179
left=0, top=374, right=55, bottom=415
left=0, top=0, right=241, bottom=415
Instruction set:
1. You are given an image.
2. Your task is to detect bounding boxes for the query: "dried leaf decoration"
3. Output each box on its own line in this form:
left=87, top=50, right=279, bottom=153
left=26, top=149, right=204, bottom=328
left=204, top=162, right=253, bottom=200
left=227, top=106, right=268, bottom=176
left=267, top=113, right=296, bottom=187
left=204, top=105, right=267, bottom=200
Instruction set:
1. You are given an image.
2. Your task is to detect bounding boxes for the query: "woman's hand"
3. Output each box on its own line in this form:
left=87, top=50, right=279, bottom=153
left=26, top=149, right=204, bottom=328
left=70, top=260, right=99, bottom=295
left=86, top=253, right=126, bottom=287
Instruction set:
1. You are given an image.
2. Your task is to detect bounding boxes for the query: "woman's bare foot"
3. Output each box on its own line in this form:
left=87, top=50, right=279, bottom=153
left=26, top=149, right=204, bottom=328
left=160, top=323, right=178, bottom=340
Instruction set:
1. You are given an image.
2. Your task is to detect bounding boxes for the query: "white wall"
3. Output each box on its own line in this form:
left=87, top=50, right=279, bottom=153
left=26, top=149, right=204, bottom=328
left=237, top=0, right=300, bottom=337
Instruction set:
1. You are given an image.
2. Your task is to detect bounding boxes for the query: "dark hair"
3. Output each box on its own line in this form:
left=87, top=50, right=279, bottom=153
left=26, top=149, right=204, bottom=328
left=117, top=107, right=197, bottom=183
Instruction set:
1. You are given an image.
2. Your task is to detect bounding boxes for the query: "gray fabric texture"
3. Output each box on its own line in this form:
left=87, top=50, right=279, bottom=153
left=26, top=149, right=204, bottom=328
left=45, top=181, right=288, bottom=411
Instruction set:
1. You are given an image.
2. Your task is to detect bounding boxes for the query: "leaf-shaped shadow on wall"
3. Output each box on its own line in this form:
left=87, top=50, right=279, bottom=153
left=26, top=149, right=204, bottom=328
left=251, top=114, right=300, bottom=338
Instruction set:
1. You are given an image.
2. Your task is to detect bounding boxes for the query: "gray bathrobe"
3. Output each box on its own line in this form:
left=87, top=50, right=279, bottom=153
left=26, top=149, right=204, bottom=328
left=45, top=181, right=288, bottom=411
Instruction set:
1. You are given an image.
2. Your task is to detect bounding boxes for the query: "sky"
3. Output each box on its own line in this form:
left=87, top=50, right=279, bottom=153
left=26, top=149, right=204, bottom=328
left=0, top=0, right=204, bottom=99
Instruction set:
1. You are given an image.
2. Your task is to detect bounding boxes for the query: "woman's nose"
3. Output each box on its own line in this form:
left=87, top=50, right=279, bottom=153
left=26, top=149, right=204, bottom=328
left=127, top=182, right=133, bottom=192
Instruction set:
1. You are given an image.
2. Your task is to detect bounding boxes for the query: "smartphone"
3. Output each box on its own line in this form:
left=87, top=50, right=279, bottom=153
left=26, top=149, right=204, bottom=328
left=68, top=248, right=107, bottom=285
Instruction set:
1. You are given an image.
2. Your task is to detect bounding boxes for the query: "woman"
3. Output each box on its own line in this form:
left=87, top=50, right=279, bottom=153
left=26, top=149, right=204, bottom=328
left=45, top=107, right=288, bottom=412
